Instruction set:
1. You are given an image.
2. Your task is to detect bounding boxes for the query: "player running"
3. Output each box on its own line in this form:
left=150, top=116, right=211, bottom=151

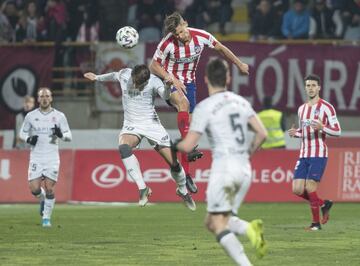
left=149, top=12, right=249, bottom=194
left=173, top=58, right=268, bottom=265
left=288, top=74, right=341, bottom=231
left=19, top=87, right=72, bottom=227
left=84, top=64, right=196, bottom=210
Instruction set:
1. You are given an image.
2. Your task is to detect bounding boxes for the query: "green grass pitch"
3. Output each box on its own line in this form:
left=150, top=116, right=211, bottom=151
left=1, top=203, right=359, bottom=265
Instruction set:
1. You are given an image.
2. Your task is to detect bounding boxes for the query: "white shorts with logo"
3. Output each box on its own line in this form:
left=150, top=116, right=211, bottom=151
left=28, top=159, right=60, bottom=182
left=120, top=122, right=171, bottom=147
left=206, top=156, right=252, bottom=213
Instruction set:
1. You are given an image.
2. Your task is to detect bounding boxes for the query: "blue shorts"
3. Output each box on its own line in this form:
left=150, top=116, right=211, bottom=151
left=169, top=82, right=197, bottom=113
left=293, top=157, right=328, bottom=182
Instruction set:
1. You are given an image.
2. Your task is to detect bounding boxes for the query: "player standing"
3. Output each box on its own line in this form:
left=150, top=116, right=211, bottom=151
left=19, top=88, right=72, bottom=227
left=84, top=65, right=196, bottom=210
left=288, top=74, right=341, bottom=231
left=173, top=58, right=268, bottom=265
left=149, top=12, right=249, bottom=193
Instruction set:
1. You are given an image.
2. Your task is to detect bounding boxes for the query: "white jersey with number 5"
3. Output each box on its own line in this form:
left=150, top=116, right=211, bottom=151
left=19, top=108, right=71, bottom=162
left=190, top=91, right=255, bottom=159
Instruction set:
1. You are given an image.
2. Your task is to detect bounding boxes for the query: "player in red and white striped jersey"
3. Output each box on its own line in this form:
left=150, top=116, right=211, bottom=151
left=288, top=74, right=341, bottom=231
left=149, top=12, right=249, bottom=193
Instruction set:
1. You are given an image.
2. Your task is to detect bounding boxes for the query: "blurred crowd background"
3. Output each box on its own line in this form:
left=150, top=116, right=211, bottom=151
left=1, top=0, right=360, bottom=44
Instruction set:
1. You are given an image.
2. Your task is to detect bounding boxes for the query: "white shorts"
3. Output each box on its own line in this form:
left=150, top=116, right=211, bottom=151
left=120, top=123, right=171, bottom=147
left=28, top=160, right=60, bottom=182
left=206, top=157, right=252, bottom=213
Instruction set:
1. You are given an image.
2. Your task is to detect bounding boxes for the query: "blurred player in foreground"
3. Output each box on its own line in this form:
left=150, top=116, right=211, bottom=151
left=288, top=74, right=341, bottom=231
left=173, top=58, right=268, bottom=265
left=19, top=88, right=72, bottom=227
left=150, top=12, right=249, bottom=193
left=84, top=65, right=196, bottom=210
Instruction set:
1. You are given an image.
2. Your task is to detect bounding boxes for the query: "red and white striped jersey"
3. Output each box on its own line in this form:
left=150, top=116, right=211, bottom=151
left=294, top=98, right=341, bottom=158
left=152, top=27, right=218, bottom=84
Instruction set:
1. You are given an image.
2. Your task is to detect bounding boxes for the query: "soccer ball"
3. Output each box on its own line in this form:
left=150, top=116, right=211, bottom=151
left=116, top=26, right=139, bottom=49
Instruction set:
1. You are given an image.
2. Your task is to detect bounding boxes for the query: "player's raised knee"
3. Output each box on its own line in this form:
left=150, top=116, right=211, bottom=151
left=118, top=144, right=133, bottom=159
left=292, top=187, right=304, bottom=196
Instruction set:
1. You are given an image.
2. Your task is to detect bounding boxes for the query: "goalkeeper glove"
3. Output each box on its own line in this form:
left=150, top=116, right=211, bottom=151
left=52, top=124, right=63, bottom=138
left=26, top=135, right=38, bottom=146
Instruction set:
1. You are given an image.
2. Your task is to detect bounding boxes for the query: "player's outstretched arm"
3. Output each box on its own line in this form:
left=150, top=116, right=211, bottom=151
left=84, top=72, right=97, bottom=81
left=214, top=42, right=249, bottom=75
left=84, top=72, right=118, bottom=82
left=248, top=115, right=268, bottom=156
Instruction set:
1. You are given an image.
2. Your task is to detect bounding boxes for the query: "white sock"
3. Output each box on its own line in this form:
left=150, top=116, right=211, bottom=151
left=171, top=166, right=187, bottom=194
left=228, top=216, right=249, bottom=236
left=43, top=198, right=55, bottom=219
left=219, top=231, right=252, bottom=266
left=122, top=155, right=146, bottom=190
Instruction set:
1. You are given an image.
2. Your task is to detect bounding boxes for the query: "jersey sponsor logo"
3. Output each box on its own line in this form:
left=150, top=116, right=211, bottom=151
left=302, top=119, right=312, bottom=128
left=172, top=53, right=200, bottom=64
left=91, top=164, right=125, bottom=188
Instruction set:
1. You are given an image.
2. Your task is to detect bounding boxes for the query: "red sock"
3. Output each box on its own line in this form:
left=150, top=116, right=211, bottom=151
left=308, top=191, right=324, bottom=223
left=298, top=191, right=309, bottom=201
left=177, top=112, right=190, bottom=175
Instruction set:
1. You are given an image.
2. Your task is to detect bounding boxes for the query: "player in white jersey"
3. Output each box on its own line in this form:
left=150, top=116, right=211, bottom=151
left=84, top=64, right=196, bottom=210
left=150, top=12, right=249, bottom=194
left=173, top=58, right=268, bottom=265
left=288, top=74, right=341, bottom=231
left=19, top=88, right=72, bottom=228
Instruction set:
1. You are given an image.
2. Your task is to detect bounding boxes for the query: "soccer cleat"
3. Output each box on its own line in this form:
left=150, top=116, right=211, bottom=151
left=42, top=218, right=51, bottom=228
left=321, top=200, right=333, bottom=224
left=139, top=187, right=152, bottom=207
left=246, top=219, right=267, bottom=258
left=186, top=174, right=198, bottom=193
left=305, top=222, right=321, bottom=231
left=176, top=188, right=196, bottom=211
left=39, top=199, right=45, bottom=216
left=187, top=145, right=203, bottom=162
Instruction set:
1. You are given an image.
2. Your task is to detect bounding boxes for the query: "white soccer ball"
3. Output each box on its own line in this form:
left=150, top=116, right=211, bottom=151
left=116, top=26, right=139, bottom=49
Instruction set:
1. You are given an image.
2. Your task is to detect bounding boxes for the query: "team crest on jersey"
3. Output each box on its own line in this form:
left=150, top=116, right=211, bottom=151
left=51, top=116, right=57, bottom=123
left=194, top=45, right=201, bottom=53
left=314, top=109, right=320, bottom=117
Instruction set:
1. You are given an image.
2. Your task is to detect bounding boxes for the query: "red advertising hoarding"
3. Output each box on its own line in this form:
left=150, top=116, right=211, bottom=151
left=70, top=149, right=360, bottom=203
left=1, top=148, right=360, bottom=203
left=0, top=150, right=74, bottom=202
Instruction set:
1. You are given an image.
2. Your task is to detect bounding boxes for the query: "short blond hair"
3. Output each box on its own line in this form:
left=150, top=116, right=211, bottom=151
left=164, top=12, right=184, bottom=35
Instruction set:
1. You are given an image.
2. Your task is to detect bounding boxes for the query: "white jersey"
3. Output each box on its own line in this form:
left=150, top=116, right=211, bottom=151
left=190, top=91, right=255, bottom=159
left=96, top=68, right=170, bottom=126
left=19, top=108, right=71, bottom=161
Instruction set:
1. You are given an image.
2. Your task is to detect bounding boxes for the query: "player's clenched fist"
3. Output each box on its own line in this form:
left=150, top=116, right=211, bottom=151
left=288, top=124, right=297, bottom=138
left=26, top=135, right=38, bottom=146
